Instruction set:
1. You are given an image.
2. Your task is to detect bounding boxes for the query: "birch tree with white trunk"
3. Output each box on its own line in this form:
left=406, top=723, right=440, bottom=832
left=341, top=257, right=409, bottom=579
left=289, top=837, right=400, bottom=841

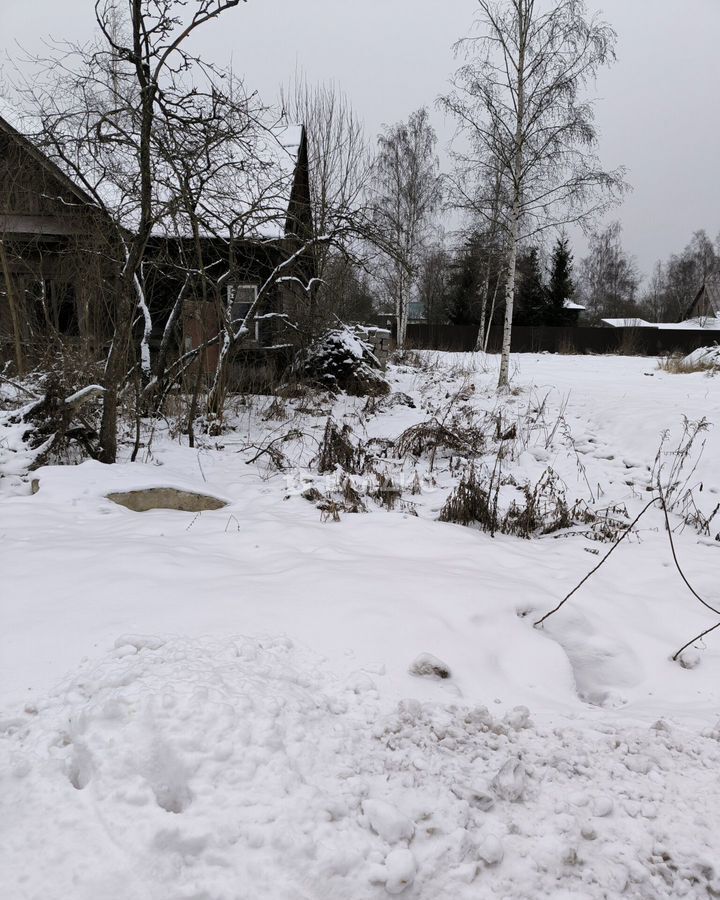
left=441, top=0, right=625, bottom=387
left=371, top=109, right=442, bottom=351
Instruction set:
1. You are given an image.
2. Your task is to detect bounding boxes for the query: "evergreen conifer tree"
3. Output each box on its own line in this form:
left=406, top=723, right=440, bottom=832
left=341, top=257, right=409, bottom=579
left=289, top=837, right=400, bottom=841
left=546, top=236, right=576, bottom=325
left=513, top=248, right=547, bottom=325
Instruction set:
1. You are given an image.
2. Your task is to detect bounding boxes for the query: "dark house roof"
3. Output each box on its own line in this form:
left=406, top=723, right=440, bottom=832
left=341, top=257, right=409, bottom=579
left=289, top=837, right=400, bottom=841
left=0, top=97, right=311, bottom=243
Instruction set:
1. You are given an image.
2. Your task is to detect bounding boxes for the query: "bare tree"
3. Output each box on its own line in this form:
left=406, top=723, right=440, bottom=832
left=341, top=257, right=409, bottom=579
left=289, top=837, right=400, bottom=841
left=280, top=76, right=369, bottom=281
left=14, top=0, right=254, bottom=461
left=639, top=260, right=668, bottom=323
left=371, top=108, right=442, bottom=350
left=664, top=230, right=719, bottom=321
left=577, top=221, right=639, bottom=321
left=418, top=245, right=450, bottom=326
left=441, top=0, right=625, bottom=387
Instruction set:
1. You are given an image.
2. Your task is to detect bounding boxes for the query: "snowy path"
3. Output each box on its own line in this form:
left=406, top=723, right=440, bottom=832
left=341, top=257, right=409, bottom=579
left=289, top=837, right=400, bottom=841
left=1, top=353, right=720, bottom=898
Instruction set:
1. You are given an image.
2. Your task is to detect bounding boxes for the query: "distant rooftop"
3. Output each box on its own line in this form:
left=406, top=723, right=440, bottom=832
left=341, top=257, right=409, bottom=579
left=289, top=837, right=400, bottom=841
left=601, top=318, right=654, bottom=328
left=602, top=315, right=720, bottom=331
left=656, top=316, right=720, bottom=331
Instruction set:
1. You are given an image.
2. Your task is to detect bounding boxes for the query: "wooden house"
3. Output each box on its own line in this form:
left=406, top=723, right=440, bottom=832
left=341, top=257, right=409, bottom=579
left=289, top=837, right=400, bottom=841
left=0, top=105, right=118, bottom=370
left=0, top=100, right=314, bottom=378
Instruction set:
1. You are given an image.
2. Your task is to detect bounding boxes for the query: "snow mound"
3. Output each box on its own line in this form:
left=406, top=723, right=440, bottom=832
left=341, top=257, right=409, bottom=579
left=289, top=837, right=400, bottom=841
left=3, top=635, right=720, bottom=898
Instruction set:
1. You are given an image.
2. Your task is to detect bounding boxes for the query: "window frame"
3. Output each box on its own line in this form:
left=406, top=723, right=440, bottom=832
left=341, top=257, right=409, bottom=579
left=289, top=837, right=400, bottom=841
left=226, top=283, right=259, bottom=341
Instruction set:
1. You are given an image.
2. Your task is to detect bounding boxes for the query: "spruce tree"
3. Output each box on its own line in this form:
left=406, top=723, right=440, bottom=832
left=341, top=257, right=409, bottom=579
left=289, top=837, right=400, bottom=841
left=513, top=248, right=547, bottom=326
left=445, top=235, right=483, bottom=325
left=547, top=236, right=576, bottom=325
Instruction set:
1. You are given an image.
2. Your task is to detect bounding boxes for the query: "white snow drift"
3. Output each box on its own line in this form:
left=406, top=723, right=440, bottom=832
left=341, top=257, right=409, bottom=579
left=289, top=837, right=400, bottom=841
left=1, top=352, right=720, bottom=899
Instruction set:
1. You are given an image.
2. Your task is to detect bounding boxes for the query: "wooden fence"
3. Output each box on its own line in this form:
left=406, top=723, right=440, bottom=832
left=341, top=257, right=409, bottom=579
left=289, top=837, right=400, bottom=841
left=405, top=324, right=719, bottom=356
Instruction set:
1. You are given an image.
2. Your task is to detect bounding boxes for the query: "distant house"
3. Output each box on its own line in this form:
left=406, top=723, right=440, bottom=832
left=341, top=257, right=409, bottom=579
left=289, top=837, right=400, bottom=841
left=601, top=318, right=654, bottom=328
left=0, top=100, right=314, bottom=375
left=563, top=299, right=585, bottom=324
left=602, top=279, right=720, bottom=333
left=656, top=317, right=720, bottom=332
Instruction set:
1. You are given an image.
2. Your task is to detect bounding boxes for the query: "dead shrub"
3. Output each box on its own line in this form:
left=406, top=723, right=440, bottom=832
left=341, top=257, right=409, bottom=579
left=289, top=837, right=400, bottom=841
left=314, top=474, right=367, bottom=521
left=395, top=419, right=485, bottom=468
left=370, top=473, right=402, bottom=510
left=503, top=469, right=582, bottom=538
left=316, top=418, right=364, bottom=474
left=651, top=417, right=710, bottom=513
left=649, top=417, right=718, bottom=539
left=339, top=474, right=367, bottom=512
left=658, top=351, right=719, bottom=375
left=438, top=466, right=498, bottom=531
left=440, top=465, right=597, bottom=539
left=263, top=397, right=288, bottom=420
left=318, top=499, right=343, bottom=522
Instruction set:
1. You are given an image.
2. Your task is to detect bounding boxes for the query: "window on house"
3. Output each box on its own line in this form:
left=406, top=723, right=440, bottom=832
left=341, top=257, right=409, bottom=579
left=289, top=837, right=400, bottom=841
left=26, top=280, right=79, bottom=336
left=53, top=282, right=79, bottom=336
left=227, top=284, right=258, bottom=326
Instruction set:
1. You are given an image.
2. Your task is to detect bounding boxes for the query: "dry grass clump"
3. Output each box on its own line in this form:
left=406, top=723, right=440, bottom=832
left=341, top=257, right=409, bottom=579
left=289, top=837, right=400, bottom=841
left=651, top=416, right=719, bottom=539
left=310, top=472, right=403, bottom=521
left=439, top=465, right=596, bottom=539
left=658, top=349, right=720, bottom=375
left=316, top=418, right=365, bottom=474
left=370, top=473, right=402, bottom=510
left=438, top=466, right=497, bottom=530
left=395, top=419, right=485, bottom=465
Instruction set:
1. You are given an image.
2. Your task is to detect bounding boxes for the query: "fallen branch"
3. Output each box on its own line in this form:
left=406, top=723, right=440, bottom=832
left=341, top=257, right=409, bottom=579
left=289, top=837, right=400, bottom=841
left=0, top=372, right=40, bottom=400
left=673, top=620, right=720, bottom=662
left=64, top=384, right=105, bottom=412
left=533, top=492, right=720, bottom=661
left=533, top=497, right=659, bottom=627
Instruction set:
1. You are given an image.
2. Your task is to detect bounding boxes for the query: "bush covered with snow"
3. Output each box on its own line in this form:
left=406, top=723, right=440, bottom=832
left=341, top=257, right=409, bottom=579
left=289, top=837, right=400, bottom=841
left=0, top=375, right=102, bottom=490
left=299, top=328, right=390, bottom=396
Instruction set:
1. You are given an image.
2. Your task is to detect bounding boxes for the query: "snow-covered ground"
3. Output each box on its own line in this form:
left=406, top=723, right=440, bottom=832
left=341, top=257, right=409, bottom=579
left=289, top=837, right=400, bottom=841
left=2, top=352, right=720, bottom=899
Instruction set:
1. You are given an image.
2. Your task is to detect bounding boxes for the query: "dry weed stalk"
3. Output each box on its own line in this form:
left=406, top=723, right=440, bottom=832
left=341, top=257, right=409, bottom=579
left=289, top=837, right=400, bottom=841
left=658, top=352, right=719, bottom=375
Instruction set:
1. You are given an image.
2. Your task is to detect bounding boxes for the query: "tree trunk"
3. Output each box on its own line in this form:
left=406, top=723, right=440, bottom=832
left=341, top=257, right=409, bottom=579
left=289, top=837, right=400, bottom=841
left=474, top=265, right=491, bottom=352
left=483, top=271, right=502, bottom=353
left=97, top=0, right=156, bottom=463
left=497, top=215, right=519, bottom=388
left=497, top=6, right=526, bottom=389
left=395, top=270, right=407, bottom=351
left=98, top=284, right=134, bottom=463
left=0, top=241, right=25, bottom=375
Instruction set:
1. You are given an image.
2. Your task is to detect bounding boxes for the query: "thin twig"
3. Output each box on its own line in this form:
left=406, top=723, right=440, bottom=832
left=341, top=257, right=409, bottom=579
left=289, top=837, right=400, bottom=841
left=658, top=489, right=720, bottom=617
left=0, top=372, right=40, bottom=399
left=533, top=491, right=720, bottom=661
left=533, top=497, right=659, bottom=627
left=673, top=621, right=720, bottom=662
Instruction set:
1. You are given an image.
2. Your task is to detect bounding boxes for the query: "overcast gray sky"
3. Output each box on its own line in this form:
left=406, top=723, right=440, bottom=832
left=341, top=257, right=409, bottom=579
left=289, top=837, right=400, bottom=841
left=2, top=0, right=719, bottom=279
